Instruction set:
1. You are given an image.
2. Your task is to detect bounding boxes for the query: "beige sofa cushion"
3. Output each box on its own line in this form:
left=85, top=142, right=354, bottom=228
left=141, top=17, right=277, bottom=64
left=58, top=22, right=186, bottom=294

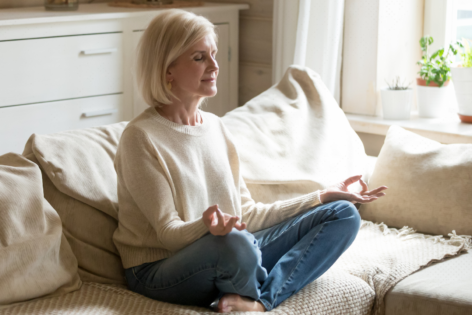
left=0, top=153, right=81, bottom=306
left=222, top=65, right=368, bottom=203
left=22, top=122, right=128, bottom=285
left=360, top=125, right=472, bottom=236
left=385, top=251, right=472, bottom=315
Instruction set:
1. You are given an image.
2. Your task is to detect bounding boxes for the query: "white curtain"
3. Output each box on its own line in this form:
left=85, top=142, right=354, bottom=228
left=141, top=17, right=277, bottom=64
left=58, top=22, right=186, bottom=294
left=273, top=0, right=345, bottom=103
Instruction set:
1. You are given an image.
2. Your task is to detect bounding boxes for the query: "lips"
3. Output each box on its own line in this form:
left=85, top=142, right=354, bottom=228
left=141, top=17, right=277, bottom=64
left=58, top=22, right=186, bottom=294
left=202, top=78, right=216, bottom=82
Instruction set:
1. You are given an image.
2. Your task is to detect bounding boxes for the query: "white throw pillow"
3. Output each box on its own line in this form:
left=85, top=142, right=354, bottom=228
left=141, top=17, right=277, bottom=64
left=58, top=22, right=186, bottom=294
left=360, top=125, right=472, bottom=236
left=0, top=153, right=81, bottom=306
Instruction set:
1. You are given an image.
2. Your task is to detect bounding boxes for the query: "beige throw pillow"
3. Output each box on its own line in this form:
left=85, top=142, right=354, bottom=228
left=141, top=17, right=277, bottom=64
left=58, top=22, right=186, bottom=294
left=222, top=65, right=368, bottom=203
left=22, top=122, right=128, bottom=285
left=360, top=125, right=472, bottom=236
left=0, top=153, right=81, bottom=306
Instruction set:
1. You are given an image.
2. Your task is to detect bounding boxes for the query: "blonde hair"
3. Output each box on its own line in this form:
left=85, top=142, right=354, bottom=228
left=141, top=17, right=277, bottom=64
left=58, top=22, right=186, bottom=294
left=136, top=9, right=217, bottom=108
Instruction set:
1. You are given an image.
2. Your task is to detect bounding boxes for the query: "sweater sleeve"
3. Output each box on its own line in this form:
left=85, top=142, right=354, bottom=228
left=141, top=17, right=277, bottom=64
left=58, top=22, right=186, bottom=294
left=116, top=126, right=208, bottom=252
left=240, top=174, right=322, bottom=233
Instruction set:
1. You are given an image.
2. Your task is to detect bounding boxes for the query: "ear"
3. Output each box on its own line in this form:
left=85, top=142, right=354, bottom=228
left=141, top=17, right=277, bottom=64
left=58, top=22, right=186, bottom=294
left=166, top=68, right=173, bottom=82
left=166, top=65, right=174, bottom=82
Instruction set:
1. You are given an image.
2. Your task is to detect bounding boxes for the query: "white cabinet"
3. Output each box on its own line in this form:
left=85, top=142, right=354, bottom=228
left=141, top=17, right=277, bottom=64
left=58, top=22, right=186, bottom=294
left=0, top=33, right=124, bottom=107
left=0, top=2, right=248, bottom=155
left=0, top=95, right=124, bottom=154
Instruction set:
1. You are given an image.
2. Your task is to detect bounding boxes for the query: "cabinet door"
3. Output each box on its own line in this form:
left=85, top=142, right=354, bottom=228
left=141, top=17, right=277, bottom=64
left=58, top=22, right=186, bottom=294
left=0, top=95, right=124, bottom=155
left=0, top=33, right=124, bottom=108
left=131, top=23, right=231, bottom=118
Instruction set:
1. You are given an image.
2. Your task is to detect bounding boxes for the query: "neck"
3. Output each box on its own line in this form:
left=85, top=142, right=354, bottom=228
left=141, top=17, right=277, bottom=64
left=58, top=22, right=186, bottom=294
left=156, top=96, right=203, bottom=126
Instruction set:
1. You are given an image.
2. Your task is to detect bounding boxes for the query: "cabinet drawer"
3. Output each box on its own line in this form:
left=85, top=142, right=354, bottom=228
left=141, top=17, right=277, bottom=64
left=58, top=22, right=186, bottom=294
left=0, top=33, right=123, bottom=107
left=0, top=94, right=124, bottom=155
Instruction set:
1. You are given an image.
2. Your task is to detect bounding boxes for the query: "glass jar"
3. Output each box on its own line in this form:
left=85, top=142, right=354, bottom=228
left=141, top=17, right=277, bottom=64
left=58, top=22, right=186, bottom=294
left=45, top=0, right=79, bottom=11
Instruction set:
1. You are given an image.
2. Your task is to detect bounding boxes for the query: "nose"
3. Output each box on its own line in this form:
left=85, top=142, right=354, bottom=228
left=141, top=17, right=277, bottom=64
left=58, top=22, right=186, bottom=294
left=208, top=55, right=219, bottom=74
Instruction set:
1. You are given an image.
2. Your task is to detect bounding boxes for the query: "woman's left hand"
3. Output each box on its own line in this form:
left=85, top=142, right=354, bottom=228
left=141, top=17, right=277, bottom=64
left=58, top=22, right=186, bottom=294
left=319, top=175, right=387, bottom=204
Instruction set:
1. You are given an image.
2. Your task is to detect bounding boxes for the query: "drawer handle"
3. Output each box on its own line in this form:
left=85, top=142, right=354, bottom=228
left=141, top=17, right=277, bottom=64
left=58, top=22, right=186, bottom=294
left=82, top=108, right=118, bottom=118
left=81, top=48, right=118, bottom=55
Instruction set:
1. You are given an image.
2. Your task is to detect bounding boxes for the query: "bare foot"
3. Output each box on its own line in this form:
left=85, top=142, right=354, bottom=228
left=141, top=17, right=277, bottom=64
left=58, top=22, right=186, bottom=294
left=217, top=294, right=266, bottom=313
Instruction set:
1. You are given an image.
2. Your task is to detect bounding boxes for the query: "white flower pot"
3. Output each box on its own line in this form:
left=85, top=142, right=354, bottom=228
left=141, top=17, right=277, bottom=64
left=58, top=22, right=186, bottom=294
left=380, top=87, right=413, bottom=120
left=451, top=67, right=472, bottom=120
left=416, top=83, right=450, bottom=118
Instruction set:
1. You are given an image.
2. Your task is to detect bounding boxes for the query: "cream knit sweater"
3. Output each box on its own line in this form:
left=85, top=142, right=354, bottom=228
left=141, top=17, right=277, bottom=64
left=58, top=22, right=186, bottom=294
left=113, top=107, right=322, bottom=269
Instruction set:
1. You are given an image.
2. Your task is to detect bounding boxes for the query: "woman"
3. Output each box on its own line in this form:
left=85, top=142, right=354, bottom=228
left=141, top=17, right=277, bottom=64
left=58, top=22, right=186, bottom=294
left=113, top=9, right=387, bottom=313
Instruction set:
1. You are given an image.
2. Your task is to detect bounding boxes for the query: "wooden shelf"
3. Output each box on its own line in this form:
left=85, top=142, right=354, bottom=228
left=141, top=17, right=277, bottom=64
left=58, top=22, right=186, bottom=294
left=0, top=2, right=250, bottom=26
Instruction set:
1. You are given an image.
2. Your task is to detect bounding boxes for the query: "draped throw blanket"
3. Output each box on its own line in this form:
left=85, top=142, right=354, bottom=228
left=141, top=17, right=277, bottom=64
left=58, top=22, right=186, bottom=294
left=1, top=221, right=468, bottom=315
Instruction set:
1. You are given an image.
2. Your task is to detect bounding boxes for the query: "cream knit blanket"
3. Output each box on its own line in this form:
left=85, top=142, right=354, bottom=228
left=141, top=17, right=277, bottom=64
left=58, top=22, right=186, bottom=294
left=1, top=221, right=468, bottom=315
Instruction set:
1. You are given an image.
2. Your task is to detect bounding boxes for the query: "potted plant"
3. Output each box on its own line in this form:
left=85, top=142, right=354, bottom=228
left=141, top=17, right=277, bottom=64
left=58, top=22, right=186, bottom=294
left=381, top=77, right=413, bottom=120
left=451, top=38, right=472, bottom=123
left=416, top=36, right=461, bottom=118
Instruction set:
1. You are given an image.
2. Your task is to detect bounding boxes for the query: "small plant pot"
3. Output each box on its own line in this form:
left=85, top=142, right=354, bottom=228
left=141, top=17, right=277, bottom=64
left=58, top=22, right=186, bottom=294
left=451, top=67, right=472, bottom=123
left=380, top=87, right=413, bottom=120
left=416, top=78, right=450, bottom=118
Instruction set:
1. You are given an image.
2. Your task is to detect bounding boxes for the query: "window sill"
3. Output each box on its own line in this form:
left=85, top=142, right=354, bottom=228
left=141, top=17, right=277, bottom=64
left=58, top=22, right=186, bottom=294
left=345, top=112, right=472, bottom=144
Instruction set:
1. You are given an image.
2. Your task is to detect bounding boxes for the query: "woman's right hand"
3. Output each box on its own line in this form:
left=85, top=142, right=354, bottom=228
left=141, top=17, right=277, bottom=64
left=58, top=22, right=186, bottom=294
left=202, top=205, right=247, bottom=236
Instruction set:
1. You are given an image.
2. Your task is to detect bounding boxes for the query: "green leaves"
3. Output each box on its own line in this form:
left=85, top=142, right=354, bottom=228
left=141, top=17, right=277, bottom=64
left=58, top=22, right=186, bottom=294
left=420, top=36, right=434, bottom=52
left=417, top=36, right=461, bottom=87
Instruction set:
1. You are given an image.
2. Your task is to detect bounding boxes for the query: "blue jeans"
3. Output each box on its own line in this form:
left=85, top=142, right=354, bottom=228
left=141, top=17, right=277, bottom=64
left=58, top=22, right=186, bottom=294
left=124, top=200, right=360, bottom=311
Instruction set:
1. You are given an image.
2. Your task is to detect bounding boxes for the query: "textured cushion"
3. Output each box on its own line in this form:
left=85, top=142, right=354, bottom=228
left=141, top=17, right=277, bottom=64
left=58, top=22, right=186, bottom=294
left=222, top=65, right=368, bottom=203
left=385, top=251, right=472, bottom=315
left=360, top=125, right=472, bottom=236
left=363, top=155, right=377, bottom=184
left=22, top=122, right=128, bottom=285
left=0, top=153, right=81, bottom=306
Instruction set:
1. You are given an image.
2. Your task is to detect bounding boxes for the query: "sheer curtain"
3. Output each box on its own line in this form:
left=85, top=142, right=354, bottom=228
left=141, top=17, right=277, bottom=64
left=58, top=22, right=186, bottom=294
left=273, top=0, right=345, bottom=103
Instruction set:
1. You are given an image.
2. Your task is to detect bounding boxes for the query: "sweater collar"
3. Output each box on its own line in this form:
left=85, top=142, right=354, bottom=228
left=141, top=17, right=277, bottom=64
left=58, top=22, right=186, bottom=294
left=145, top=107, right=211, bottom=136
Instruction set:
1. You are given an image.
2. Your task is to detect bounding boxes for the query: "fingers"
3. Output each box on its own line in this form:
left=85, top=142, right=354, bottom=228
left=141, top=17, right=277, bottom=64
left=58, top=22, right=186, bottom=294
left=363, top=185, right=388, bottom=196
left=206, top=205, right=248, bottom=235
left=347, top=192, right=381, bottom=204
left=215, top=208, right=225, bottom=227
left=203, top=204, right=219, bottom=228
left=224, top=216, right=239, bottom=234
left=237, top=222, right=247, bottom=231
left=343, top=175, right=363, bottom=187
left=354, top=192, right=388, bottom=204
left=360, top=178, right=369, bottom=194
left=370, top=192, right=386, bottom=198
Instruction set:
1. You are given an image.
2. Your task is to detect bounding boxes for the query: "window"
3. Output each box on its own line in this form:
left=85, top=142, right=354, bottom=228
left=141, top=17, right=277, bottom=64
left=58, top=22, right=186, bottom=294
left=453, top=0, right=472, bottom=41
left=452, top=0, right=472, bottom=63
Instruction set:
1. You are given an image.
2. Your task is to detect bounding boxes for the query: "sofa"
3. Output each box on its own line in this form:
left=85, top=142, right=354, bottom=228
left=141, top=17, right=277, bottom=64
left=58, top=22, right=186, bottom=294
left=0, top=66, right=470, bottom=315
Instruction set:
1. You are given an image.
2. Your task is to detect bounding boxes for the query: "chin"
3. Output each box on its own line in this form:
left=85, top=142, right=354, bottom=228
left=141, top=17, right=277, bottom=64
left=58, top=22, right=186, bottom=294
left=202, top=88, right=217, bottom=98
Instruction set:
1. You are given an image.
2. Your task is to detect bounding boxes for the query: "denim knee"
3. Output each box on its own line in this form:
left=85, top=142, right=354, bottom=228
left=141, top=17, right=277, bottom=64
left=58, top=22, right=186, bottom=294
left=331, top=200, right=361, bottom=234
left=216, top=230, right=261, bottom=274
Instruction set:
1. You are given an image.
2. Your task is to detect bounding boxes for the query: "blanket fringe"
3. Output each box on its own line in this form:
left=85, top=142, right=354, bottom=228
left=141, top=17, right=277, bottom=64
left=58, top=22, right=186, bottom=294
left=361, top=220, right=472, bottom=250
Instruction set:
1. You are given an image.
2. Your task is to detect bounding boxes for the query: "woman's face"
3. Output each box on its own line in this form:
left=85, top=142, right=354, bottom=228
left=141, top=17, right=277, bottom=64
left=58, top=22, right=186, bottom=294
left=166, top=34, right=219, bottom=102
